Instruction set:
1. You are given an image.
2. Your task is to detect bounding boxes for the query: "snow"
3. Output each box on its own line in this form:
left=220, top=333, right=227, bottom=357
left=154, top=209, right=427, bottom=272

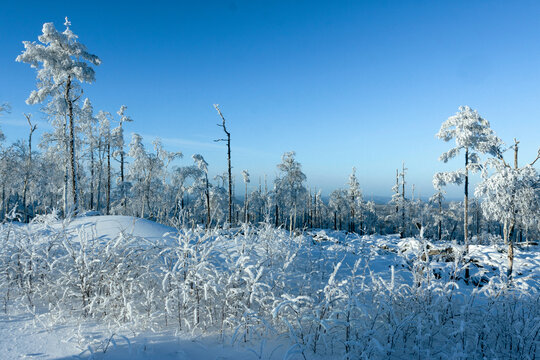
left=0, top=314, right=270, bottom=360
left=58, top=215, right=177, bottom=243
left=1, top=215, right=539, bottom=359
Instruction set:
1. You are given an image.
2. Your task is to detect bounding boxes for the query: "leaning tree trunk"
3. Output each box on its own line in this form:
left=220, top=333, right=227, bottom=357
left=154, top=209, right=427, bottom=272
left=65, top=75, right=78, bottom=214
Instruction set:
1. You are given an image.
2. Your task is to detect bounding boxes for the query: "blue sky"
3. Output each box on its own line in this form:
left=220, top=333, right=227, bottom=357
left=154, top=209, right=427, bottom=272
left=1, top=0, right=539, bottom=199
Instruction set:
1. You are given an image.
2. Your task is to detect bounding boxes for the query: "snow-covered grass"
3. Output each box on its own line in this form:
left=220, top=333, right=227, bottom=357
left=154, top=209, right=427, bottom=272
left=0, top=215, right=539, bottom=359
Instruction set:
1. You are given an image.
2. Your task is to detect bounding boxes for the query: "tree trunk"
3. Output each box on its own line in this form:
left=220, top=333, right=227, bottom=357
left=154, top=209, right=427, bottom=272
left=89, top=145, right=95, bottom=210
left=1, top=183, right=5, bottom=220
left=106, top=142, right=111, bottom=215
left=464, top=147, right=470, bottom=280
left=244, top=182, right=248, bottom=223
left=401, top=163, right=406, bottom=237
left=227, top=137, right=232, bottom=224
left=507, top=140, right=519, bottom=280
left=65, top=75, right=78, bottom=214
left=438, top=196, right=442, bottom=241
left=22, top=115, right=36, bottom=222
left=350, top=195, right=355, bottom=233
left=214, top=105, right=232, bottom=224
left=205, top=173, right=211, bottom=228
left=120, top=150, right=126, bottom=213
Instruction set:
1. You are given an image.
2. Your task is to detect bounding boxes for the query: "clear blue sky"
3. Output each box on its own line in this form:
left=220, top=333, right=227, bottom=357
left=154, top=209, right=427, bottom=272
left=1, top=0, right=539, bottom=199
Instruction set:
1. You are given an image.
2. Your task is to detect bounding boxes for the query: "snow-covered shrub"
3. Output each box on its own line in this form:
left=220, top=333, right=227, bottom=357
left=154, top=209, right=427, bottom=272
left=0, top=218, right=538, bottom=358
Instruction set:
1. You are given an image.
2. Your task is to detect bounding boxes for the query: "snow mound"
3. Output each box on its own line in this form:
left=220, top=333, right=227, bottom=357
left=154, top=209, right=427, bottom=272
left=43, top=215, right=177, bottom=244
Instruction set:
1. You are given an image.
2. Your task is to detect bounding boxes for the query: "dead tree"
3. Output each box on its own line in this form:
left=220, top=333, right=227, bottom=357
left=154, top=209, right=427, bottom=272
left=214, top=104, right=233, bottom=224
left=22, top=114, right=37, bottom=222
left=400, top=162, right=407, bottom=237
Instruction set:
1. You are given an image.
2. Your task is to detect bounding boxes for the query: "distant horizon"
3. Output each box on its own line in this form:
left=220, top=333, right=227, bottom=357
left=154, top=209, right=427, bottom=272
left=1, top=1, right=539, bottom=199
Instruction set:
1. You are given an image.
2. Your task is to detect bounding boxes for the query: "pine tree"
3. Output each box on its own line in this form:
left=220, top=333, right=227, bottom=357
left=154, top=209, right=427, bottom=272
left=17, top=18, right=101, bottom=214
left=434, top=105, right=501, bottom=279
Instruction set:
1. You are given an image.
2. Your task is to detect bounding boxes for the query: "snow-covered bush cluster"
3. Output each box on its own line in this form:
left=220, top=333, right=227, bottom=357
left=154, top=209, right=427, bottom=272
left=1, top=217, right=538, bottom=358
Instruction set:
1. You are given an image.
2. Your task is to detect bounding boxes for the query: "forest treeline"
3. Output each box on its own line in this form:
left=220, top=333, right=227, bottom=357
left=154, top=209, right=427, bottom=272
left=0, top=19, right=538, bottom=251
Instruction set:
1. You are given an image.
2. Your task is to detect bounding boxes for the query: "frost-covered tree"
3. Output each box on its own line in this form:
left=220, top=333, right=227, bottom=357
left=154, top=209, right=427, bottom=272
left=434, top=106, right=501, bottom=278
left=127, top=134, right=165, bottom=218
left=172, top=165, right=201, bottom=222
left=16, top=18, right=101, bottom=213
left=0, top=145, right=18, bottom=218
left=242, top=170, right=250, bottom=223
left=0, top=103, right=10, bottom=142
left=112, top=105, right=133, bottom=213
left=347, top=167, right=362, bottom=233
left=388, top=168, right=407, bottom=236
left=192, top=154, right=211, bottom=227
left=152, top=139, right=182, bottom=222
left=97, top=111, right=112, bottom=214
left=247, top=188, right=268, bottom=223
left=475, top=141, right=540, bottom=278
left=79, top=99, right=97, bottom=210
left=429, top=186, right=446, bottom=241
left=274, top=151, right=307, bottom=229
left=329, top=189, right=348, bottom=230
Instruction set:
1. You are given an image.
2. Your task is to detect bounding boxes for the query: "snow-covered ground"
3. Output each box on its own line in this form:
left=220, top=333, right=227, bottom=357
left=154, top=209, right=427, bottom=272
left=0, top=215, right=538, bottom=359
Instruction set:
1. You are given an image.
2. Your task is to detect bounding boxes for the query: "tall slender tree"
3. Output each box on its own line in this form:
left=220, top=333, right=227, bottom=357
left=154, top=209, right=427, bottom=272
left=16, top=18, right=101, bottom=214
left=214, top=104, right=233, bottom=224
left=434, top=105, right=501, bottom=279
left=242, top=170, right=250, bottom=223
left=21, top=114, right=37, bottom=221
left=112, top=105, right=133, bottom=213
left=347, top=167, right=362, bottom=233
left=193, top=154, right=211, bottom=228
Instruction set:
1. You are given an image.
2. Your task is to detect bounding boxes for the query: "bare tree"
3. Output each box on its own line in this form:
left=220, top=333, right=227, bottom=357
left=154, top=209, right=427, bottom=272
left=213, top=104, right=233, bottom=225
left=22, top=114, right=37, bottom=222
